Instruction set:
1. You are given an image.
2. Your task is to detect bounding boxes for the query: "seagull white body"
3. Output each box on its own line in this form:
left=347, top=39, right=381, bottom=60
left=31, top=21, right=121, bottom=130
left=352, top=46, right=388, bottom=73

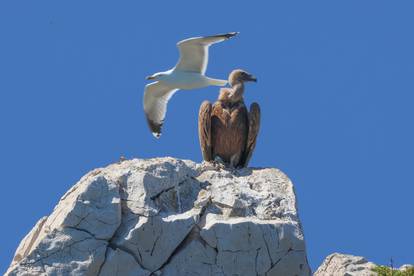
left=156, top=70, right=227, bottom=90
left=143, top=32, right=239, bottom=138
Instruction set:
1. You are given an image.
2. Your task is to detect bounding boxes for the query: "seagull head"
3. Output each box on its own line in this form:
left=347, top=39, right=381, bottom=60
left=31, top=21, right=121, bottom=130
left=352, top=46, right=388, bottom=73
left=146, top=72, right=167, bottom=81
left=229, top=69, right=257, bottom=86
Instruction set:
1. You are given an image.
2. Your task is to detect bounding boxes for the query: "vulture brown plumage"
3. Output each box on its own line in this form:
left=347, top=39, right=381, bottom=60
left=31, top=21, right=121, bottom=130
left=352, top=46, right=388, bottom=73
left=198, top=69, right=260, bottom=168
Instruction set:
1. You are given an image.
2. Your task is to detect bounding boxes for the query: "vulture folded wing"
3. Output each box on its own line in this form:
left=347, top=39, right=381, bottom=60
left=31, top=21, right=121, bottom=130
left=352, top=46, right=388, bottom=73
left=143, top=81, right=178, bottom=138
left=242, top=102, right=261, bottom=167
left=198, top=101, right=213, bottom=161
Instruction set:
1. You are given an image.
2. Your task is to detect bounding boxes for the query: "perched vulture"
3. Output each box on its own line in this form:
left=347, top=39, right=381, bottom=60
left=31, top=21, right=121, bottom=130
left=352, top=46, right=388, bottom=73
left=198, top=69, right=260, bottom=168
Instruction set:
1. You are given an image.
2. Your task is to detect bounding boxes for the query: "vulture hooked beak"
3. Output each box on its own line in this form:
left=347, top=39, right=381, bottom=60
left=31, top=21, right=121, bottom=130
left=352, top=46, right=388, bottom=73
left=247, top=74, right=257, bottom=83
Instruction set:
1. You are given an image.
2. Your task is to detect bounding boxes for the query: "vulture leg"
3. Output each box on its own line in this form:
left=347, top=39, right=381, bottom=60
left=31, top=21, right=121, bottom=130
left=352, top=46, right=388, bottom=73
left=198, top=101, right=213, bottom=161
left=242, top=102, right=261, bottom=167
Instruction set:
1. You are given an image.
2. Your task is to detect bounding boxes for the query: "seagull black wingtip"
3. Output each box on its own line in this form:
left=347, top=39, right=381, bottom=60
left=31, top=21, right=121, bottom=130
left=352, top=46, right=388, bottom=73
left=152, top=132, right=161, bottom=139
left=211, top=32, right=240, bottom=40
left=227, top=32, right=240, bottom=38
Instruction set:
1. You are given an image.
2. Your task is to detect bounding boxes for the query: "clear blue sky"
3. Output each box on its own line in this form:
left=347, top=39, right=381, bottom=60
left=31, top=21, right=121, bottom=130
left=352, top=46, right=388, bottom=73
left=1, top=1, right=413, bottom=272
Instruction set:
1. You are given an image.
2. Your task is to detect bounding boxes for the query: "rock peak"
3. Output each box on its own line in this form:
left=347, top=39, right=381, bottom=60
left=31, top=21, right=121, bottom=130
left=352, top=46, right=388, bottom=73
left=6, top=157, right=310, bottom=276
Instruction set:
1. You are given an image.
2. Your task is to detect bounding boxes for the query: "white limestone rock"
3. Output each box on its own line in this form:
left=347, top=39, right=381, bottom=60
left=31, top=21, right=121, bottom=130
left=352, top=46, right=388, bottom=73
left=9, top=216, right=47, bottom=267
left=314, top=253, right=377, bottom=276
left=314, top=253, right=414, bottom=276
left=6, top=157, right=310, bottom=276
left=99, top=248, right=150, bottom=276
left=399, top=264, right=414, bottom=271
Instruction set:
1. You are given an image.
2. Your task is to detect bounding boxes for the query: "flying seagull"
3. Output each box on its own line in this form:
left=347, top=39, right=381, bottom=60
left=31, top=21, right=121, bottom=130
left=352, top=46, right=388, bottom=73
left=198, top=69, right=260, bottom=168
left=143, top=32, right=239, bottom=138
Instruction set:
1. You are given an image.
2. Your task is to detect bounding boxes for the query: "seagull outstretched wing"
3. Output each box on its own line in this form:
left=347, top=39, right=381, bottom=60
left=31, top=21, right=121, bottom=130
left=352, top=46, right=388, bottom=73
left=143, top=32, right=239, bottom=138
left=143, top=81, right=178, bottom=138
left=175, top=32, right=239, bottom=74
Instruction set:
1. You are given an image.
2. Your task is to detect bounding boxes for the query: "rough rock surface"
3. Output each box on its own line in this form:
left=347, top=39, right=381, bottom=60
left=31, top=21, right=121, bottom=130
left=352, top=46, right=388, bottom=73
left=314, top=253, right=376, bottom=276
left=6, top=157, right=310, bottom=276
left=314, top=253, right=414, bottom=276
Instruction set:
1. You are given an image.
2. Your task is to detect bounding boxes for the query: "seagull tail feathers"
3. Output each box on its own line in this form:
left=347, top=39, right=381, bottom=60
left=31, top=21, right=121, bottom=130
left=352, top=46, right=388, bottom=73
left=207, top=78, right=228, bottom=87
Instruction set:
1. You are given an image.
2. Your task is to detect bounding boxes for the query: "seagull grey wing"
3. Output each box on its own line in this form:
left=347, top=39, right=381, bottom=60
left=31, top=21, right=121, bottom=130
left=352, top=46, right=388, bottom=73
left=143, top=81, right=178, bottom=138
left=175, top=32, right=239, bottom=74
